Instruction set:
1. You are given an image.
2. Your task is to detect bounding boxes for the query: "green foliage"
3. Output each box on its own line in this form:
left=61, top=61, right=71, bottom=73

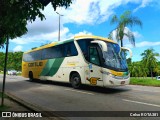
left=32, top=47, right=37, bottom=50
left=141, top=48, right=160, bottom=77
left=0, top=0, right=72, bottom=46
left=127, top=58, right=132, bottom=65
left=0, top=92, right=9, bottom=111
left=0, top=71, right=3, bottom=74
left=128, top=48, right=160, bottom=78
left=156, top=62, right=160, bottom=75
left=128, top=61, right=149, bottom=77
left=141, top=48, right=159, bottom=70
left=0, top=52, right=23, bottom=71
left=50, top=0, right=72, bottom=10
left=0, top=105, right=10, bottom=111
left=0, top=52, right=5, bottom=70
left=130, top=78, right=160, bottom=87
left=0, top=38, right=6, bottom=48
left=109, top=10, right=142, bottom=47
left=0, top=92, right=8, bottom=98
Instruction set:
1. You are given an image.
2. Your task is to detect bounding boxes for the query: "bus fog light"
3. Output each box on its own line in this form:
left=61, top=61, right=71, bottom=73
left=109, top=80, right=114, bottom=84
left=121, top=81, right=125, bottom=84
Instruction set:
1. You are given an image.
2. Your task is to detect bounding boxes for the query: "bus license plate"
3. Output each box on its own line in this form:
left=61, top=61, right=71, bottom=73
left=121, top=81, right=125, bottom=84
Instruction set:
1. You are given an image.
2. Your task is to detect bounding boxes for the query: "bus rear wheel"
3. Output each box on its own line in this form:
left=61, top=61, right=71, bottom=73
left=29, top=71, right=34, bottom=81
left=70, top=73, right=81, bottom=89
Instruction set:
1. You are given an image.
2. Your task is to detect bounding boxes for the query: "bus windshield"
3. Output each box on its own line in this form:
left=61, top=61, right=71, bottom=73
left=103, top=42, right=128, bottom=71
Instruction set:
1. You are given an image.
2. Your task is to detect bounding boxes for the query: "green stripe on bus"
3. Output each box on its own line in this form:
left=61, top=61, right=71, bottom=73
left=40, top=58, right=64, bottom=76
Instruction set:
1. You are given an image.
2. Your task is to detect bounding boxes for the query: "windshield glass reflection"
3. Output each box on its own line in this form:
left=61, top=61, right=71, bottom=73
left=103, top=42, right=128, bottom=71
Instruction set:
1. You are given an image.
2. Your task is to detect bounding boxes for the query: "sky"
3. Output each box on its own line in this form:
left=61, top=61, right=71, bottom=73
left=1, top=0, right=160, bottom=61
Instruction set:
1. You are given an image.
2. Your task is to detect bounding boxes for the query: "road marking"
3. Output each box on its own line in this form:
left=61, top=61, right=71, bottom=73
left=133, top=89, right=160, bottom=93
left=122, top=99, right=160, bottom=108
left=65, top=89, right=94, bottom=95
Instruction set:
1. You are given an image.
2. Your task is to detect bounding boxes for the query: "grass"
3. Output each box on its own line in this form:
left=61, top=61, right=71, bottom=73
left=130, top=77, right=160, bottom=87
left=0, top=92, right=8, bottom=98
left=0, top=105, right=10, bottom=111
left=0, top=92, right=10, bottom=111
left=17, top=73, right=22, bottom=76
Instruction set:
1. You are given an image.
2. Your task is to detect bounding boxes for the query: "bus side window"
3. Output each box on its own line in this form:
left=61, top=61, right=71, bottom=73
left=77, top=39, right=93, bottom=61
left=67, top=49, right=71, bottom=57
left=63, top=42, right=78, bottom=57
left=89, top=47, right=100, bottom=65
left=64, top=43, right=70, bottom=57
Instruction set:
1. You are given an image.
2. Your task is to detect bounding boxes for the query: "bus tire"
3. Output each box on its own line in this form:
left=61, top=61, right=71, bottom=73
left=70, top=73, right=81, bottom=89
left=29, top=71, right=34, bottom=81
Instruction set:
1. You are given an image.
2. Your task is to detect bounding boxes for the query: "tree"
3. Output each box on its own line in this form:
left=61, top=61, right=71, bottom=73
left=127, top=58, right=132, bottom=65
left=0, top=38, right=6, bottom=48
left=12, top=52, right=23, bottom=71
left=128, top=61, right=149, bottom=78
left=108, top=10, right=142, bottom=47
left=129, top=62, right=139, bottom=77
left=0, top=0, right=72, bottom=45
left=0, top=52, right=5, bottom=70
left=141, top=48, right=160, bottom=79
left=138, top=62, right=149, bottom=78
left=0, top=0, right=72, bottom=106
left=0, top=52, right=23, bottom=71
left=157, top=62, right=160, bottom=76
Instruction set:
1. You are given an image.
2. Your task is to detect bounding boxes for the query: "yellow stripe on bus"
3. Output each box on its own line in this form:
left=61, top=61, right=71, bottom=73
left=110, top=70, right=124, bottom=76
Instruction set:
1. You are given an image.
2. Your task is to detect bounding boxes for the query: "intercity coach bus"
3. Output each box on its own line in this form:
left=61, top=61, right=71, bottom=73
left=22, top=35, right=132, bottom=88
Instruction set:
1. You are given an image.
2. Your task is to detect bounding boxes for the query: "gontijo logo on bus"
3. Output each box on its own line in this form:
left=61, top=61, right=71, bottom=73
left=28, top=62, right=43, bottom=67
left=87, top=77, right=100, bottom=85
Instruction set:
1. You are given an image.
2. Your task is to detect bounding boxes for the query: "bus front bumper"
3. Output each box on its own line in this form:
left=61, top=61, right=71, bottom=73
left=103, top=74, right=130, bottom=87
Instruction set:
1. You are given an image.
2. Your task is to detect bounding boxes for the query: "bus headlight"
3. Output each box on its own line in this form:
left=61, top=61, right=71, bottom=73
left=111, top=75, right=129, bottom=80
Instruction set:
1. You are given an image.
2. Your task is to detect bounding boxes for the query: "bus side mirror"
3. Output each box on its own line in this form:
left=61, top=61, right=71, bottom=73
left=91, top=40, right=107, bottom=52
left=121, top=47, right=132, bottom=58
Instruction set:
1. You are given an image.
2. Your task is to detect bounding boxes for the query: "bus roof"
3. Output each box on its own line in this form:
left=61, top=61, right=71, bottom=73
left=24, top=35, right=117, bottom=54
left=74, top=35, right=116, bottom=43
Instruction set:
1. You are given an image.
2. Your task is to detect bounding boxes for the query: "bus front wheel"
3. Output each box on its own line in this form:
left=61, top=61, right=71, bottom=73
left=29, top=71, right=34, bottom=81
left=70, top=73, right=81, bottom=89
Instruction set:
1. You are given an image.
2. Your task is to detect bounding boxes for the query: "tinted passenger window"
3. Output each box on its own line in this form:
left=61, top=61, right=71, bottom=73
left=23, top=42, right=78, bottom=61
left=23, top=50, right=42, bottom=62
left=63, top=42, right=78, bottom=57
left=42, top=46, right=63, bottom=59
left=89, top=47, right=100, bottom=65
left=77, top=39, right=94, bottom=61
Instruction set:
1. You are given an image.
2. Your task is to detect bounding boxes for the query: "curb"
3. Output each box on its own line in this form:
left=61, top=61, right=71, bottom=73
left=5, top=92, right=67, bottom=120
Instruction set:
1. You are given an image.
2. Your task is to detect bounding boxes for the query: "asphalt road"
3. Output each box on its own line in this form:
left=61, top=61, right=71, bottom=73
left=0, top=74, right=160, bottom=120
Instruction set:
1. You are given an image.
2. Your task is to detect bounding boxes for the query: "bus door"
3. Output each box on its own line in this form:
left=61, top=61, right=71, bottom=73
left=86, top=44, right=104, bottom=87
